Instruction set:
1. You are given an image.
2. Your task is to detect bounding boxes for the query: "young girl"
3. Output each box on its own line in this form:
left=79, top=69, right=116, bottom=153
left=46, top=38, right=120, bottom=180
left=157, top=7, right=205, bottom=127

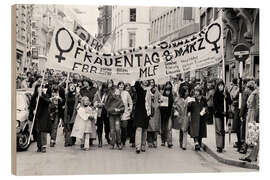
left=71, top=96, right=97, bottom=151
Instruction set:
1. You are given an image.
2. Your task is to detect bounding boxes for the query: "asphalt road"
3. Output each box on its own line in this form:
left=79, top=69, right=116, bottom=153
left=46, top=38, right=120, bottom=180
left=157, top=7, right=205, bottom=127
left=16, top=128, right=255, bottom=175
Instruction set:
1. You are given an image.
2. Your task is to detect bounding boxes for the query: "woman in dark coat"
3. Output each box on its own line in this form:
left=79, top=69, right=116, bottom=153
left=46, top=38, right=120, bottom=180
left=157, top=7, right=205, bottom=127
left=213, top=80, right=232, bottom=153
left=160, top=82, right=174, bottom=148
left=187, top=85, right=208, bottom=151
left=133, top=80, right=151, bottom=153
left=29, top=84, right=51, bottom=153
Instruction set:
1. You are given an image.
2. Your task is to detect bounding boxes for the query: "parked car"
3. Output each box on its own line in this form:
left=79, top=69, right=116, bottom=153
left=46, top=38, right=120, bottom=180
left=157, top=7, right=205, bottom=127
left=16, top=89, right=32, bottom=151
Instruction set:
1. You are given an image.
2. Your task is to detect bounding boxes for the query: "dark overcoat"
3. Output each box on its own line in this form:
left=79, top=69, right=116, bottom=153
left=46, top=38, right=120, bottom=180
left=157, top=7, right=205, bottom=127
left=187, top=97, right=207, bottom=138
left=133, top=81, right=149, bottom=129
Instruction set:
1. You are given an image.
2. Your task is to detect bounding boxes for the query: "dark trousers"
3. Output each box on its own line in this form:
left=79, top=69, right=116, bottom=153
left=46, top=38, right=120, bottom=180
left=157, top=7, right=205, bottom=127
left=128, top=119, right=136, bottom=144
left=193, top=137, right=202, bottom=147
left=215, top=117, right=225, bottom=149
left=120, top=120, right=128, bottom=145
left=96, top=114, right=110, bottom=139
left=147, top=132, right=158, bottom=144
left=37, top=131, right=47, bottom=148
left=240, top=118, right=246, bottom=143
left=207, top=107, right=214, bottom=124
left=161, top=118, right=172, bottom=145
left=233, top=108, right=242, bottom=145
left=64, top=123, right=76, bottom=146
left=50, top=116, right=59, bottom=142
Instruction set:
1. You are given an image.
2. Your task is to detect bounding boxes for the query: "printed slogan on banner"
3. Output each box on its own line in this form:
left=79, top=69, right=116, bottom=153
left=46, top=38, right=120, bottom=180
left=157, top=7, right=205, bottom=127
left=47, top=18, right=224, bottom=83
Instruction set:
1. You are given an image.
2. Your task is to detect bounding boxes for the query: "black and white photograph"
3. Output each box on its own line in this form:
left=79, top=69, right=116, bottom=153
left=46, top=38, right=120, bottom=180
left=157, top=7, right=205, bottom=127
left=11, top=3, right=260, bottom=176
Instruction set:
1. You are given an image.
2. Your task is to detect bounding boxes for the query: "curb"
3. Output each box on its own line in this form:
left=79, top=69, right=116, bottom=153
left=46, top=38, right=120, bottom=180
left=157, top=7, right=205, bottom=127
left=202, top=143, right=259, bottom=170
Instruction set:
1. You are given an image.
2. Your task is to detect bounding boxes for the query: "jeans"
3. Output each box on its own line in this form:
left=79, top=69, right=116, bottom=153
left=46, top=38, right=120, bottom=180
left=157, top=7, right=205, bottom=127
left=161, top=118, right=172, bottom=145
left=37, top=131, right=47, bottom=148
left=120, top=120, right=128, bottom=145
left=96, top=114, right=110, bottom=140
left=135, top=127, right=147, bottom=150
left=109, top=115, right=121, bottom=145
left=64, top=123, right=76, bottom=146
left=215, top=117, right=225, bottom=149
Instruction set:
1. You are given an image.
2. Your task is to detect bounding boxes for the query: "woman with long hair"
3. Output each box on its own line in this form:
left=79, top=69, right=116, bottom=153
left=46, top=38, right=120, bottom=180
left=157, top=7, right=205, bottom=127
left=29, top=84, right=51, bottom=152
left=93, top=82, right=110, bottom=147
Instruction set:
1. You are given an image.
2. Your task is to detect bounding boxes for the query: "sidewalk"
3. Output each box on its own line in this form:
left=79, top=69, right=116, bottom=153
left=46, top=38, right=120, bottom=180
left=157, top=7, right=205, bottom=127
left=202, top=125, right=259, bottom=170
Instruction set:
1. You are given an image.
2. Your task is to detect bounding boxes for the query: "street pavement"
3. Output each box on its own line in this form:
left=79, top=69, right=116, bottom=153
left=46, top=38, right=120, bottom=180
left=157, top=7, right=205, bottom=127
left=16, top=127, right=256, bottom=175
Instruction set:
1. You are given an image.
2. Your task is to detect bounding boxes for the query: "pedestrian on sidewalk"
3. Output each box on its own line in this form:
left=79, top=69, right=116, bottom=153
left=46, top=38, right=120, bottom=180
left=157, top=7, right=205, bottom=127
left=71, top=96, right=97, bottom=151
left=133, top=80, right=151, bottom=153
left=213, top=80, right=232, bottom=153
left=147, top=81, right=161, bottom=148
left=172, top=85, right=190, bottom=150
left=93, top=82, right=110, bottom=147
left=105, top=87, right=125, bottom=150
left=187, top=85, right=208, bottom=151
left=160, top=81, right=174, bottom=148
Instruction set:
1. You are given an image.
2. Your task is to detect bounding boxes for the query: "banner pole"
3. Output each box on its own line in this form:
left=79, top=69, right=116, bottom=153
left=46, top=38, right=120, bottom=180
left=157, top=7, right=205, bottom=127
left=27, top=69, right=46, bottom=146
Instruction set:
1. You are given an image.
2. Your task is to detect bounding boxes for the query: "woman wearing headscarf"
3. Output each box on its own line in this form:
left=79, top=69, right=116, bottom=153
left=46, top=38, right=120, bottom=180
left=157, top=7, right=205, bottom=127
left=213, top=80, right=232, bottom=153
left=160, top=81, right=174, bottom=148
left=187, top=85, right=208, bottom=151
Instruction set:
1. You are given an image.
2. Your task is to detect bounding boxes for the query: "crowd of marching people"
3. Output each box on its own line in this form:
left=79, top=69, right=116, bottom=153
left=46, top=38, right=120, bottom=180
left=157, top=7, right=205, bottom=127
left=16, top=69, right=259, bottom=162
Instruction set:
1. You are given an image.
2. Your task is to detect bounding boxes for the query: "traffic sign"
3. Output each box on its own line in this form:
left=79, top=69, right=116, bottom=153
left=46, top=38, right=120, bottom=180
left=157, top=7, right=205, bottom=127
left=233, top=43, right=250, bottom=62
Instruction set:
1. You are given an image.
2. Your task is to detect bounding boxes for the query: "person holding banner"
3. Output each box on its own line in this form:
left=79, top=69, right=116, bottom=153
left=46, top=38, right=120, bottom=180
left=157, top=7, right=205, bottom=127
left=213, top=80, right=232, bottom=153
left=133, top=80, right=151, bottom=153
left=29, top=84, right=52, bottom=153
left=187, top=85, right=208, bottom=151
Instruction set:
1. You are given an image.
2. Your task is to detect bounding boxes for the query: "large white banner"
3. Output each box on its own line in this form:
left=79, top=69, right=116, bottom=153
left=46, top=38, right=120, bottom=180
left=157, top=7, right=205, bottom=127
left=47, top=18, right=224, bottom=83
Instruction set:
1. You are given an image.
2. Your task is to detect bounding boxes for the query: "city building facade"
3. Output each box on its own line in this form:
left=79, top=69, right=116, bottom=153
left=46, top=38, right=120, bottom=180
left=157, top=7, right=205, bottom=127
left=97, top=6, right=112, bottom=44
left=149, top=7, right=200, bottom=80
left=199, top=8, right=259, bottom=84
left=15, top=4, right=34, bottom=72
left=111, top=6, right=150, bottom=52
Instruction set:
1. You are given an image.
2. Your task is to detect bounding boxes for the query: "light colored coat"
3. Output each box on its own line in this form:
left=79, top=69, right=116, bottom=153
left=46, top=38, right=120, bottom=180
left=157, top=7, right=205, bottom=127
left=120, top=90, right=133, bottom=121
left=172, top=97, right=189, bottom=131
left=71, top=106, right=97, bottom=139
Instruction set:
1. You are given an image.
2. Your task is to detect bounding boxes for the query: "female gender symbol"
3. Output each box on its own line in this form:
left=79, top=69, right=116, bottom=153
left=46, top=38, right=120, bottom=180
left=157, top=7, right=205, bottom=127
left=205, top=23, right=221, bottom=54
left=55, top=28, right=74, bottom=63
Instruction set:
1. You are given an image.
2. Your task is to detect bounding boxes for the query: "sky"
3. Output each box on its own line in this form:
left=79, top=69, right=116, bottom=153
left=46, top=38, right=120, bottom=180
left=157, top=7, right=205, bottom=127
left=65, top=5, right=99, bottom=36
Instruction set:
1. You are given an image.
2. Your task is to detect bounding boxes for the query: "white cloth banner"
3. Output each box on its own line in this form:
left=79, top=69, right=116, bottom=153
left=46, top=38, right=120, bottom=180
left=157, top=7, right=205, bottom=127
left=47, top=18, right=224, bottom=83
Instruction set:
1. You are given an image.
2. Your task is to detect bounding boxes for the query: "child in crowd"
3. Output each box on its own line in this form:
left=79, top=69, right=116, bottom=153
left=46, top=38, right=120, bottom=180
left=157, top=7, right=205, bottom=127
left=71, top=96, right=97, bottom=151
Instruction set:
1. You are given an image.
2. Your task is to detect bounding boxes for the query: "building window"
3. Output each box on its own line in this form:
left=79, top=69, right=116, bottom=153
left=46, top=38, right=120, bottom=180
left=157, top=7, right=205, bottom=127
left=183, top=7, right=193, bottom=20
left=207, top=8, right=213, bottom=25
left=128, top=32, right=136, bottom=48
left=120, top=30, right=123, bottom=49
left=130, top=8, right=136, bottom=22
left=200, top=13, right=206, bottom=30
